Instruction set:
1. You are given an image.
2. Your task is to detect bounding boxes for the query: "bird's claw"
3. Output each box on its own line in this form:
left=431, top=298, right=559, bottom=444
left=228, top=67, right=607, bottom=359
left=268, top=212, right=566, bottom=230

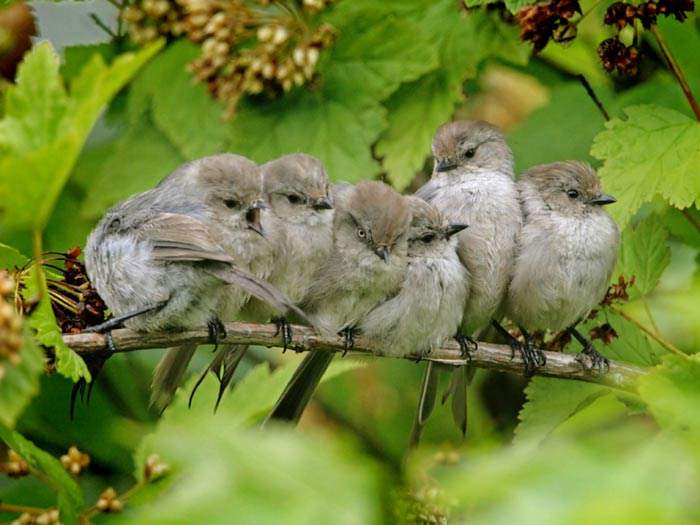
left=510, top=338, right=544, bottom=377
left=207, top=318, right=226, bottom=353
left=576, top=343, right=609, bottom=373
left=339, top=326, right=358, bottom=357
left=273, top=317, right=293, bottom=352
left=454, top=334, right=477, bottom=362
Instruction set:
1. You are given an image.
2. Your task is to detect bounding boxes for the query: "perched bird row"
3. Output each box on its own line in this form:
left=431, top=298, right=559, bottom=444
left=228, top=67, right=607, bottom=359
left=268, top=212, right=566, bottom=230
left=83, top=119, right=619, bottom=439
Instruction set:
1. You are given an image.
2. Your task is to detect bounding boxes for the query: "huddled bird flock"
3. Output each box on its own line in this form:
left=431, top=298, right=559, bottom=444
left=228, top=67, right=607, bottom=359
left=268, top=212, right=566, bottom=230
left=83, top=119, right=620, bottom=439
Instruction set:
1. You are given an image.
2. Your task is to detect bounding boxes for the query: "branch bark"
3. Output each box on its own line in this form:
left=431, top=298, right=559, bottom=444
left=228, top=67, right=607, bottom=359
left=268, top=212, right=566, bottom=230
left=63, top=322, right=646, bottom=392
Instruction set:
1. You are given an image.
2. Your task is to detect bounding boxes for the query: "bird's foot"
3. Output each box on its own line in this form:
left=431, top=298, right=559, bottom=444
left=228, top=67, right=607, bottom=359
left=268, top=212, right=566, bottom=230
left=575, top=342, right=609, bottom=373
left=454, top=334, right=477, bottom=361
left=273, top=317, right=294, bottom=353
left=207, top=318, right=227, bottom=352
left=338, top=326, right=358, bottom=357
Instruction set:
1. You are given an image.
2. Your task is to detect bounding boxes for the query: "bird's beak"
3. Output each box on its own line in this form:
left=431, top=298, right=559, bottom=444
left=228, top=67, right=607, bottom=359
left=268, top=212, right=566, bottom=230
left=374, top=246, right=390, bottom=263
left=445, top=223, right=468, bottom=238
left=246, top=200, right=267, bottom=237
left=312, top=196, right=333, bottom=210
left=435, top=158, right=458, bottom=173
left=588, top=193, right=617, bottom=206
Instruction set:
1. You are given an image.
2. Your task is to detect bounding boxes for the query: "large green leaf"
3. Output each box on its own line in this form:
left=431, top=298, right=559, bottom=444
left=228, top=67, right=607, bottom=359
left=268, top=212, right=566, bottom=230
left=0, top=326, right=44, bottom=428
left=514, top=377, right=609, bottom=445
left=591, top=105, right=700, bottom=228
left=615, top=214, right=671, bottom=299
left=0, top=40, right=163, bottom=233
left=638, top=353, right=700, bottom=437
left=376, top=5, right=528, bottom=189
left=24, top=265, right=90, bottom=382
left=0, top=425, right=85, bottom=525
left=129, top=40, right=230, bottom=159
left=82, top=112, right=184, bottom=220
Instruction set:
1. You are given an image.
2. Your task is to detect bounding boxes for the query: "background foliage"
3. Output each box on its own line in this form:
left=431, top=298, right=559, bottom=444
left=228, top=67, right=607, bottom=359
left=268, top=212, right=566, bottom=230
left=0, top=1, right=699, bottom=524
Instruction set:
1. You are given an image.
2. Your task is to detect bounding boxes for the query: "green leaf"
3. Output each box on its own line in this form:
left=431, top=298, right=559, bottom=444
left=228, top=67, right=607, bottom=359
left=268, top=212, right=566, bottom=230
left=638, top=353, right=700, bottom=437
left=0, top=242, right=27, bottom=268
left=62, top=43, right=118, bottom=84
left=376, top=5, right=528, bottom=189
left=129, top=40, right=230, bottom=159
left=0, top=40, right=163, bottom=233
left=0, top=425, right=85, bottom=525
left=515, top=377, right=609, bottom=445
left=615, top=214, right=671, bottom=299
left=24, top=265, right=90, bottom=382
left=82, top=112, right=184, bottom=219
left=0, top=326, right=44, bottom=428
left=591, top=105, right=700, bottom=228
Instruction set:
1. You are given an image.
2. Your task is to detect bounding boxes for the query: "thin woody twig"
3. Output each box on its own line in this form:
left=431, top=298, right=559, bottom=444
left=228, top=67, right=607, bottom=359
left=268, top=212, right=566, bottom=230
left=62, top=322, right=646, bottom=392
left=577, top=74, right=610, bottom=121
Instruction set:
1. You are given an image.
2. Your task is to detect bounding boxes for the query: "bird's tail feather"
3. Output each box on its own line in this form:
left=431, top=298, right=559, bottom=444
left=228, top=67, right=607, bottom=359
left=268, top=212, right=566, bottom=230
left=150, top=343, right=198, bottom=411
left=266, top=350, right=333, bottom=424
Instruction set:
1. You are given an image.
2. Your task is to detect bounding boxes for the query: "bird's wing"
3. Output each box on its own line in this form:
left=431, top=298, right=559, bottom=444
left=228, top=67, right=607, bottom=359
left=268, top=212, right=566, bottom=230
left=138, top=212, right=234, bottom=263
left=414, top=179, right=440, bottom=203
left=205, top=265, right=309, bottom=323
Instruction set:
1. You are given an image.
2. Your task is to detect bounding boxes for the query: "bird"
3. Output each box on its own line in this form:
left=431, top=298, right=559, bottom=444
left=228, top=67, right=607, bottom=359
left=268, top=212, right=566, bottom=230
left=84, top=154, right=303, bottom=413
left=357, top=196, right=470, bottom=444
left=267, top=180, right=413, bottom=423
left=414, top=119, right=522, bottom=436
left=191, top=153, right=335, bottom=409
left=504, top=160, right=619, bottom=370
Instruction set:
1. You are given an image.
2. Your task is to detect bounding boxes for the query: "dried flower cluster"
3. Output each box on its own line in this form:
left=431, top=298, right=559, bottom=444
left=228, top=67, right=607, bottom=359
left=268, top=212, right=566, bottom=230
left=0, top=270, right=22, bottom=381
left=124, top=0, right=336, bottom=117
left=599, top=0, right=694, bottom=76
left=11, top=509, right=60, bottom=525
left=1, top=449, right=30, bottom=478
left=144, top=453, right=170, bottom=481
left=46, top=247, right=107, bottom=334
left=60, top=446, right=90, bottom=475
left=517, top=0, right=581, bottom=52
left=96, top=487, right=124, bottom=513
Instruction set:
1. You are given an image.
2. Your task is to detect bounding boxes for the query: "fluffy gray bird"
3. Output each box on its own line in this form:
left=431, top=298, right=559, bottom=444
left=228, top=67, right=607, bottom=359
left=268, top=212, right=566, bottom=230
left=415, top=120, right=521, bottom=433
left=84, top=154, right=301, bottom=411
left=194, top=153, right=334, bottom=408
left=358, top=197, right=470, bottom=444
left=268, top=180, right=413, bottom=423
left=504, top=161, right=619, bottom=369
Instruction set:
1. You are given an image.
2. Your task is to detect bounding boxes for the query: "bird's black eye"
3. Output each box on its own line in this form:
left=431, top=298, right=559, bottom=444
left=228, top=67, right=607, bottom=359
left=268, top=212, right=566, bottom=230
left=421, top=233, right=436, bottom=243
left=224, top=198, right=240, bottom=209
left=464, top=147, right=476, bottom=159
left=566, top=189, right=580, bottom=199
left=287, top=194, right=304, bottom=205
left=357, top=228, right=366, bottom=239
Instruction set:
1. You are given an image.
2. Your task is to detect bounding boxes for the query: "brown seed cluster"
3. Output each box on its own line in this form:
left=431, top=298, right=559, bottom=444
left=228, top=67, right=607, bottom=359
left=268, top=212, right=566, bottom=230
left=589, top=322, right=619, bottom=344
left=46, top=247, right=107, bottom=334
left=96, top=487, right=124, bottom=513
left=599, top=0, right=694, bottom=77
left=60, top=446, right=90, bottom=475
left=517, top=0, right=581, bottom=52
left=11, top=509, right=60, bottom=525
left=124, top=0, right=336, bottom=117
left=143, top=453, right=170, bottom=481
left=1, top=449, right=30, bottom=478
left=0, top=270, right=22, bottom=381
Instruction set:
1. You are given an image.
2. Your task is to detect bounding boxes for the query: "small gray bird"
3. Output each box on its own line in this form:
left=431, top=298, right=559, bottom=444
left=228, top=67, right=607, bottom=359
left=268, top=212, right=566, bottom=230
left=504, top=161, right=619, bottom=369
left=268, top=180, right=413, bottom=423
left=415, top=120, right=521, bottom=433
left=84, top=154, right=302, bottom=411
left=358, top=197, right=470, bottom=444
left=194, top=153, right=334, bottom=408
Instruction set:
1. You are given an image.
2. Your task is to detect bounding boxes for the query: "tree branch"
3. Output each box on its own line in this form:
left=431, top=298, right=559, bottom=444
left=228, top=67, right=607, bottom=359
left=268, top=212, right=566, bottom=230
left=62, top=322, right=646, bottom=392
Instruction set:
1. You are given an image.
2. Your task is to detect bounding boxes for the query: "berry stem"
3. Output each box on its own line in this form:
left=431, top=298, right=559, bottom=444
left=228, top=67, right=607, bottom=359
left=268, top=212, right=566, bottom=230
left=650, top=24, right=700, bottom=121
left=577, top=74, right=610, bottom=121
left=0, top=502, right=48, bottom=515
left=609, top=305, right=686, bottom=357
left=679, top=208, right=700, bottom=234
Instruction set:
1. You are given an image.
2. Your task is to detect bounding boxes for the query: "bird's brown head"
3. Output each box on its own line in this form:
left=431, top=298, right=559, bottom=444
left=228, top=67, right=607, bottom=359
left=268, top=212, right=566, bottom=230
left=262, top=153, right=333, bottom=224
left=335, top=181, right=412, bottom=263
left=521, top=161, right=616, bottom=216
left=431, top=120, right=513, bottom=176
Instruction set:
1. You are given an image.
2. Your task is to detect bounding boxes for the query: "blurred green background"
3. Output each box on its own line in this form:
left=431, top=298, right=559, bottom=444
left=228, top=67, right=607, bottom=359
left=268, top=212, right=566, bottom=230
left=1, top=1, right=699, bottom=524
